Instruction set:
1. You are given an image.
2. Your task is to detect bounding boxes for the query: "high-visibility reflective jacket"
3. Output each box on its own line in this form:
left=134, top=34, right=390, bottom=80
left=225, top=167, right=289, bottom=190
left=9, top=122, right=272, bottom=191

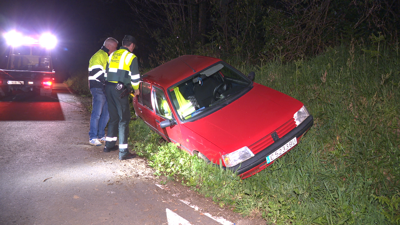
left=106, top=47, right=140, bottom=90
left=88, top=47, right=108, bottom=89
left=173, top=87, right=195, bottom=119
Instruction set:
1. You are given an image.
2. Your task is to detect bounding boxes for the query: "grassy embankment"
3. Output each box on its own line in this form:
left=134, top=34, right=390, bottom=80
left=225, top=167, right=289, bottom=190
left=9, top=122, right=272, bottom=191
left=66, top=43, right=400, bottom=224
left=129, top=44, right=400, bottom=224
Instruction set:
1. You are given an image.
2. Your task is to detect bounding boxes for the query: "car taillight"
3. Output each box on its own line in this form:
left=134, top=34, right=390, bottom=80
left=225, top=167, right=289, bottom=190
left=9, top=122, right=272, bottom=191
left=0, top=80, right=2, bottom=85
left=43, top=81, right=52, bottom=86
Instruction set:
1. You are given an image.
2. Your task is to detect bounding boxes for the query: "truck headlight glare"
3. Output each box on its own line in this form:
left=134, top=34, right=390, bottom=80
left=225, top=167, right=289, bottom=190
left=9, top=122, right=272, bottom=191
left=4, top=30, right=23, bottom=47
left=222, top=146, right=254, bottom=167
left=40, top=33, right=57, bottom=49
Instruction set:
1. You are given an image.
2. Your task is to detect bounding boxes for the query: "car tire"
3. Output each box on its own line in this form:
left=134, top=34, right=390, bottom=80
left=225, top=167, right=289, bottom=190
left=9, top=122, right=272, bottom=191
left=196, top=151, right=211, bottom=163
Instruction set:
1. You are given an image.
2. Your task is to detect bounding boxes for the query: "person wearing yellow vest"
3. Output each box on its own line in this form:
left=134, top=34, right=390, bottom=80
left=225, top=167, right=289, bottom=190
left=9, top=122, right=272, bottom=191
left=104, top=35, right=140, bottom=160
left=173, top=87, right=195, bottom=119
left=88, top=37, right=118, bottom=146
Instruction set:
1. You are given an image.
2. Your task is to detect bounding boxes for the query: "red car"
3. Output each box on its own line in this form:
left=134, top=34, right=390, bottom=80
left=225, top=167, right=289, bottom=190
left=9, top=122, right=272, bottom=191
left=133, top=55, right=313, bottom=179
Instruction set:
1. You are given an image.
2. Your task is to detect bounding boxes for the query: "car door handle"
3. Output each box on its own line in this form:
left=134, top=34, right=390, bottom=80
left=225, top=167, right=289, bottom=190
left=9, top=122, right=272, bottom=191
left=155, top=119, right=160, bottom=124
left=138, top=107, right=142, bottom=113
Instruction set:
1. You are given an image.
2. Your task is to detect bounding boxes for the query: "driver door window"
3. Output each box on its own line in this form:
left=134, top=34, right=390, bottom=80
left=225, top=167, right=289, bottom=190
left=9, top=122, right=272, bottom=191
left=142, top=82, right=153, bottom=110
left=153, top=87, right=172, bottom=120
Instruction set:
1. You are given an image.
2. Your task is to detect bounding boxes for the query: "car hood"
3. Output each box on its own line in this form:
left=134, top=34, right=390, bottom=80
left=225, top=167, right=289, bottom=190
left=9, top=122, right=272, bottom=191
left=182, top=83, right=304, bottom=154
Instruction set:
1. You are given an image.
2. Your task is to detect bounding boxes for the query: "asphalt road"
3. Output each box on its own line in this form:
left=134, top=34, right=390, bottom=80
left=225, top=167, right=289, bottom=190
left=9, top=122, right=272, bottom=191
left=0, top=83, right=263, bottom=225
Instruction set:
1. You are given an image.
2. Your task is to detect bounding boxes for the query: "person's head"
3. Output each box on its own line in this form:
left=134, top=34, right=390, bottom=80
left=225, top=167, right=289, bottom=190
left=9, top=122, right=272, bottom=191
left=122, top=35, right=137, bottom=52
left=103, top=37, right=118, bottom=55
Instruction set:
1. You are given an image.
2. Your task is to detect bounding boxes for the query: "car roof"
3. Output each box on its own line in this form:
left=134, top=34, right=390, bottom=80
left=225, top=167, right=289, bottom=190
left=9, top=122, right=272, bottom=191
left=143, top=55, right=221, bottom=88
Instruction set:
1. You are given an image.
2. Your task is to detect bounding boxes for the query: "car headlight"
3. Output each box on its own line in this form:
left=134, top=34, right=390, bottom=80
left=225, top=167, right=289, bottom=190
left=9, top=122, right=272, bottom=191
left=294, top=105, right=310, bottom=126
left=222, top=146, right=254, bottom=167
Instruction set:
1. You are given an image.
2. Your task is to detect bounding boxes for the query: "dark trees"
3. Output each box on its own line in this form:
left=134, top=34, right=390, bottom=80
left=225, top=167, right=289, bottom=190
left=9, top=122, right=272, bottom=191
left=124, top=0, right=400, bottom=63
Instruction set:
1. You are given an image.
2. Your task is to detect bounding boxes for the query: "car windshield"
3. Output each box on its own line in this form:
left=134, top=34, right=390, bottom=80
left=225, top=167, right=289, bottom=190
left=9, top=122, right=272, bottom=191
left=168, top=62, right=252, bottom=121
left=8, top=46, right=52, bottom=71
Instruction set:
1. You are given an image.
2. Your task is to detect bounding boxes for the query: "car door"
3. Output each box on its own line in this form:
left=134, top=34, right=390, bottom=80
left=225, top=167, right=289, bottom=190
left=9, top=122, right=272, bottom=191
left=135, top=82, right=158, bottom=132
left=152, top=86, right=184, bottom=146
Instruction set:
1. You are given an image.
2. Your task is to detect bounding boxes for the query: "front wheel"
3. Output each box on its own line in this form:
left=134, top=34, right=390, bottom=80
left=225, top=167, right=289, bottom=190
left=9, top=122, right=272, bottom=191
left=196, top=151, right=211, bottom=163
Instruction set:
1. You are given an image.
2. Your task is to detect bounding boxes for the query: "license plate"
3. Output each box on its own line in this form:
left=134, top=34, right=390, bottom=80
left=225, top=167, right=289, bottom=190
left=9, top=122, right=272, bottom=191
left=7, top=81, right=24, bottom=85
left=266, top=137, right=297, bottom=164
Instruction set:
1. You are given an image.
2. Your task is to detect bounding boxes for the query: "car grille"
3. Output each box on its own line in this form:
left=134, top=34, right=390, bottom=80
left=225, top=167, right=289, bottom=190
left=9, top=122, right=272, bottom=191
left=249, top=118, right=296, bottom=154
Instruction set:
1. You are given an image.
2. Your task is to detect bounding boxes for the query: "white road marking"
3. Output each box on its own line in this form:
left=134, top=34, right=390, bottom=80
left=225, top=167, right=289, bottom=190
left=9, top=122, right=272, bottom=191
left=157, top=184, right=234, bottom=225
left=179, top=200, right=234, bottom=225
left=166, top=208, right=192, bottom=225
left=155, top=183, right=165, bottom=189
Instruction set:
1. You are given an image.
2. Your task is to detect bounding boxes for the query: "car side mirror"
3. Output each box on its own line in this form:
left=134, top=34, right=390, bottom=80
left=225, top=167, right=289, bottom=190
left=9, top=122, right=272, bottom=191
left=160, top=119, right=176, bottom=128
left=248, top=71, right=255, bottom=82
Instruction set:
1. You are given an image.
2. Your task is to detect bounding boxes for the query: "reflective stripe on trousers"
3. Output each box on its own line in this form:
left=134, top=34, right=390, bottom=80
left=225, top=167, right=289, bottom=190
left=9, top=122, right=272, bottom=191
left=104, top=82, right=130, bottom=151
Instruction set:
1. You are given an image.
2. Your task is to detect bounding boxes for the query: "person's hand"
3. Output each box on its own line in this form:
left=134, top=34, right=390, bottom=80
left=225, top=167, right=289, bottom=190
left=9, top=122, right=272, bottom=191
left=134, top=89, right=140, bottom=96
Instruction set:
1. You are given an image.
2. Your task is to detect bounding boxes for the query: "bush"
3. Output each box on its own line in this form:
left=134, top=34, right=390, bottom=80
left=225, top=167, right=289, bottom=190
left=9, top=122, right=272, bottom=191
left=64, top=69, right=90, bottom=96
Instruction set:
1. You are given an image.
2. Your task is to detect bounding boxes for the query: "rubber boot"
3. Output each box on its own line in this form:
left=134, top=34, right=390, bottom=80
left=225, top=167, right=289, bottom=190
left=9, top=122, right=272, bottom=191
left=119, top=149, right=136, bottom=160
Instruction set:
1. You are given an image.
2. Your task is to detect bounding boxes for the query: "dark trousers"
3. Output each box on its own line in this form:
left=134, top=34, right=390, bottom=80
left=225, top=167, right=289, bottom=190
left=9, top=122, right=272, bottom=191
left=105, top=82, right=130, bottom=153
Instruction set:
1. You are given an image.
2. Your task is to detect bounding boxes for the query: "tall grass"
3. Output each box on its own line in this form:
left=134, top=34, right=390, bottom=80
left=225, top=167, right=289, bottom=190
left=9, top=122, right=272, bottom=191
left=129, top=42, right=399, bottom=224
left=64, top=68, right=91, bottom=96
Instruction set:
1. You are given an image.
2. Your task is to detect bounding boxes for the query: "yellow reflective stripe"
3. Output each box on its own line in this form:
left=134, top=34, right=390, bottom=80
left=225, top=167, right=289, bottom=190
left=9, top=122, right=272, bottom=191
left=131, top=82, right=140, bottom=90
left=108, top=52, right=114, bottom=64
left=173, top=87, right=195, bottom=118
left=125, top=53, right=133, bottom=65
left=119, top=51, right=129, bottom=69
left=131, top=74, right=140, bottom=88
left=162, top=100, right=171, bottom=118
left=179, top=103, right=195, bottom=117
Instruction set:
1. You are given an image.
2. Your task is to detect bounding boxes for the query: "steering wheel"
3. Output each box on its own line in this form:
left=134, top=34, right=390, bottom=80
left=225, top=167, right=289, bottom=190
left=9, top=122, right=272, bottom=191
left=213, top=82, right=231, bottom=100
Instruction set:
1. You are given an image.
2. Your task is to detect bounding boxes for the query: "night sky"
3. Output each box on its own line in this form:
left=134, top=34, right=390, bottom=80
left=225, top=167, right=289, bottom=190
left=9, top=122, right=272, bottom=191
left=0, top=0, right=141, bottom=75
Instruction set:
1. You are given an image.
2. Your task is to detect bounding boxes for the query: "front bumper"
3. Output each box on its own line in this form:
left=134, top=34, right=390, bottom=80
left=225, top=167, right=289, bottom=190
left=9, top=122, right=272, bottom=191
left=228, top=115, right=314, bottom=175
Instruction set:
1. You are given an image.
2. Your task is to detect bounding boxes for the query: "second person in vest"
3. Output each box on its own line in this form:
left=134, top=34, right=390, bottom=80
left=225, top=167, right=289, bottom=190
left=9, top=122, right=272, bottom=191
left=88, top=37, right=118, bottom=146
left=104, top=35, right=140, bottom=160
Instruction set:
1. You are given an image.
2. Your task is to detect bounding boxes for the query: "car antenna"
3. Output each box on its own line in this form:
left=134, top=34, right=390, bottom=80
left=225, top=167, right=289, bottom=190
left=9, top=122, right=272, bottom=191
left=179, top=58, right=196, bottom=73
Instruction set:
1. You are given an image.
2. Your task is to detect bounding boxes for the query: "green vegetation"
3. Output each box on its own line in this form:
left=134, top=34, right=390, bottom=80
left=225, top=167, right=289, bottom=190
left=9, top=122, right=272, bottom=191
left=64, top=68, right=91, bottom=96
left=126, top=42, right=399, bottom=224
left=126, top=0, right=399, bottom=65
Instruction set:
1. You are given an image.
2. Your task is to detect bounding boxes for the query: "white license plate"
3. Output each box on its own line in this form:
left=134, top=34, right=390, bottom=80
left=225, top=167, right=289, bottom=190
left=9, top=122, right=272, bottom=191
left=266, top=137, right=297, bottom=164
left=7, top=81, right=24, bottom=85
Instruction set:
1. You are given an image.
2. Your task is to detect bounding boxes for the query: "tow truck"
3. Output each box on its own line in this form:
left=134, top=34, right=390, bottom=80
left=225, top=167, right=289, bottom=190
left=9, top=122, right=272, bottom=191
left=0, top=30, right=57, bottom=97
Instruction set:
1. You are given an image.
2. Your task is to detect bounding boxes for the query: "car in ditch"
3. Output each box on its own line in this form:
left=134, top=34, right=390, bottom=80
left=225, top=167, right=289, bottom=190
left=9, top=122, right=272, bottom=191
left=132, top=55, right=313, bottom=179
